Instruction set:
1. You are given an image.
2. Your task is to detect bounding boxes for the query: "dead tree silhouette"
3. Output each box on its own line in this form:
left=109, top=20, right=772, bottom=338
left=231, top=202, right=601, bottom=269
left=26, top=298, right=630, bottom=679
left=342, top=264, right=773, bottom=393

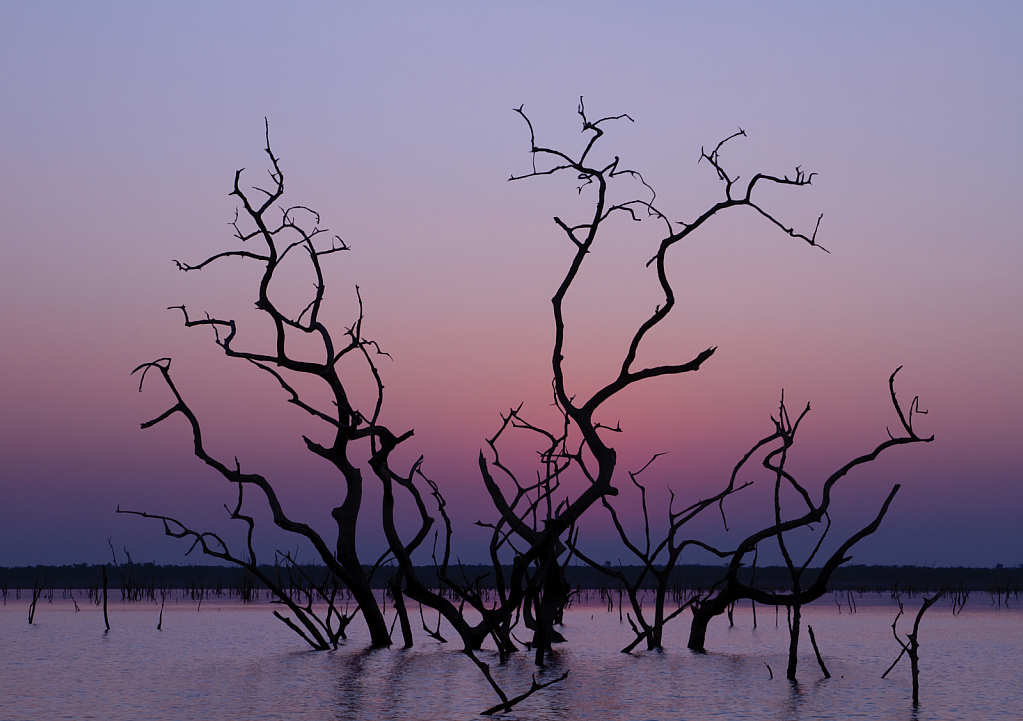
left=685, top=371, right=933, bottom=679
left=125, top=102, right=928, bottom=712
left=483, top=99, right=824, bottom=664
left=567, top=451, right=751, bottom=652
left=126, top=120, right=566, bottom=711
left=126, top=121, right=406, bottom=649
left=883, top=590, right=945, bottom=705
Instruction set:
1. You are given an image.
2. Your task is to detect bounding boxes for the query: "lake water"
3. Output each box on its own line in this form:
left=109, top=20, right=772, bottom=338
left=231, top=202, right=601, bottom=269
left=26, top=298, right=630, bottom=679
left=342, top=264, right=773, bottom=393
left=2, top=592, right=1020, bottom=719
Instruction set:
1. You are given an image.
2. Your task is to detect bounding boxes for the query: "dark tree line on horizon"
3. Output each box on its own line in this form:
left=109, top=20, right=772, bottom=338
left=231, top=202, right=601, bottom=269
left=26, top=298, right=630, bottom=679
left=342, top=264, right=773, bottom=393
left=120, top=102, right=936, bottom=713
left=6, top=561, right=1018, bottom=594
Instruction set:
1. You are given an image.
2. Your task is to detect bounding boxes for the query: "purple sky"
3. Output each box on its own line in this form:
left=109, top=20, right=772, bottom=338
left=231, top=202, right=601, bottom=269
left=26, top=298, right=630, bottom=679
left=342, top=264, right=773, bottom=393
left=1, top=2, right=1021, bottom=568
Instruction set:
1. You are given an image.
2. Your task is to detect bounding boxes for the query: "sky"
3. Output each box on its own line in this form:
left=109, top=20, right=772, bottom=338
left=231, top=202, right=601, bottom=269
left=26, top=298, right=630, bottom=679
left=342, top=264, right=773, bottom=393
left=1, top=1, right=1021, bottom=569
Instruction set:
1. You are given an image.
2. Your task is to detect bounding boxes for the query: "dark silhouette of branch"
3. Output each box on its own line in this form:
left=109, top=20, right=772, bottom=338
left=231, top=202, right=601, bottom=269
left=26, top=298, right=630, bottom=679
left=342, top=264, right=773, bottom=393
left=134, top=122, right=571, bottom=706
left=27, top=573, right=46, bottom=625
left=569, top=450, right=749, bottom=651
left=480, top=99, right=827, bottom=665
left=807, top=625, right=831, bottom=679
left=883, top=591, right=944, bottom=705
left=467, top=645, right=570, bottom=717
left=130, top=123, right=407, bottom=648
left=117, top=494, right=356, bottom=650
left=126, top=106, right=933, bottom=712
left=687, top=370, right=933, bottom=658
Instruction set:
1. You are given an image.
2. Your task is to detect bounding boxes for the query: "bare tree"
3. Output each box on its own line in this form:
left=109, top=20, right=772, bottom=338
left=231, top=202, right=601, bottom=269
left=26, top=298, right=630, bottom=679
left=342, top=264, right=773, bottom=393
left=470, top=99, right=824, bottom=665
left=119, top=491, right=359, bottom=649
left=126, top=103, right=928, bottom=712
left=685, top=369, right=933, bottom=680
left=883, top=591, right=945, bottom=705
left=27, top=574, right=46, bottom=625
left=127, top=121, right=566, bottom=712
left=568, top=452, right=752, bottom=652
left=128, top=120, right=404, bottom=648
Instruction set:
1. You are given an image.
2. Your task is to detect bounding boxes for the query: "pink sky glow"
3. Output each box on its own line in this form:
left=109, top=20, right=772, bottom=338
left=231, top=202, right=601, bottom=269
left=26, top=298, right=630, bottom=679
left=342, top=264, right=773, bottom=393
left=1, top=2, right=1021, bottom=568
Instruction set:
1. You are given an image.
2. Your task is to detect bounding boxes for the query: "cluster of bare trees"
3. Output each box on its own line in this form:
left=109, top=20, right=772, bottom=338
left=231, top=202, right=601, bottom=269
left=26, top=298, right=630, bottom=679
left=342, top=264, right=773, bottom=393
left=126, top=103, right=930, bottom=713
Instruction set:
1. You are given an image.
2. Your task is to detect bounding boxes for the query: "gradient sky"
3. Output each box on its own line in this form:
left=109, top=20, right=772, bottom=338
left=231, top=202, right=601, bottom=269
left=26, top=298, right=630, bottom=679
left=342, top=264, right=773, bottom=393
left=1, top=2, right=1020, bottom=568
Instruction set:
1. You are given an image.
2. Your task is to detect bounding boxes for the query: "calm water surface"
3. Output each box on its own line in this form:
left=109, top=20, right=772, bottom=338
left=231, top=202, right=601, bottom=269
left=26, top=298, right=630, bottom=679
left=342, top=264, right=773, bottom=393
left=2, top=593, right=1020, bottom=720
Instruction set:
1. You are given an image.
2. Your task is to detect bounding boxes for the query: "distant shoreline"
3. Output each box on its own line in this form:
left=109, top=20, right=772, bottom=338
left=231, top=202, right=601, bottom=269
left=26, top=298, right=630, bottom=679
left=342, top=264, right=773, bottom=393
left=2, top=563, right=1019, bottom=594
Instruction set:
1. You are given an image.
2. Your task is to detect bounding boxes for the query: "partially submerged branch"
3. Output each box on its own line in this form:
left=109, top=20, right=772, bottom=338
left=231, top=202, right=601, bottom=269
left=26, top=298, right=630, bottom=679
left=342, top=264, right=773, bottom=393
left=884, top=591, right=945, bottom=705
left=485, top=99, right=827, bottom=663
left=688, top=370, right=933, bottom=655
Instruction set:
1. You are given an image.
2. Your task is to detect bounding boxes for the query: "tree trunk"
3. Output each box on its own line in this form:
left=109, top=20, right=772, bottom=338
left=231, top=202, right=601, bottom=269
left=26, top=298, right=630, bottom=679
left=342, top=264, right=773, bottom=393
left=688, top=606, right=712, bottom=652
left=390, top=580, right=414, bottom=648
left=334, top=493, right=391, bottom=648
left=531, top=547, right=569, bottom=665
left=649, top=584, right=667, bottom=649
left=688, top=591, right=734, bottom=652
left=786, top=603, right=801, bottom=681
left=339, top=560, right=389, bottom=647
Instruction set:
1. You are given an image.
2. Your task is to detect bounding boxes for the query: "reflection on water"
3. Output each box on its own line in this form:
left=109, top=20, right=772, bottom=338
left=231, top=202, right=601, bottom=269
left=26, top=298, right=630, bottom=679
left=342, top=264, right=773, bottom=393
left=2, top=595, right=1020, bottom=720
